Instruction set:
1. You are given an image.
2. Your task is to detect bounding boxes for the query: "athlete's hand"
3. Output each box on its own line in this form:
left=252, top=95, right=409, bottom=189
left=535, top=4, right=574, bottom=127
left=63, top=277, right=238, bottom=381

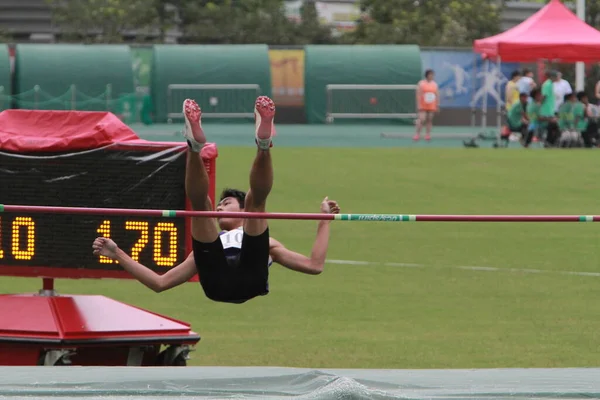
left=320, top=197, right=340, bottom=214
left=92, top=237, right=119, bottom=259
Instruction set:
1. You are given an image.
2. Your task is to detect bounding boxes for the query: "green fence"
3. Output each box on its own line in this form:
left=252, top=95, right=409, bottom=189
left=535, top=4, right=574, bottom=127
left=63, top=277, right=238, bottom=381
left=304, top=45, right=422, bottom=124
left=0, top=45, right=10, bottom=112
left=0, top=85, right=150, bottom=124
left=151, top=44, right=272, bottom=123
left=1, top=44, right=426, bottom=126
left=13, top=44, right=135, bottom=111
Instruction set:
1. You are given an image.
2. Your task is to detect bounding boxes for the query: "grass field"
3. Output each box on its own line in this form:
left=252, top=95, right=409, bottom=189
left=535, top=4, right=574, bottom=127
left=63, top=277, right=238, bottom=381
left=2, top=147, right=600, bottom=369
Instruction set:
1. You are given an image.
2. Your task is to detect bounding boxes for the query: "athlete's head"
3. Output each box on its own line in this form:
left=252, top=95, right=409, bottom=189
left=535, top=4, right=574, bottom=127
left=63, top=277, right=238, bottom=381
left=216, top=188, right=246, bottom=231
left=530, top=88, right=542, bottom=102
left=522, top=68, right=534, bottom=78
left=511, top=70, right=521, bottom=81
left=424, top=69, right=434, bottom=81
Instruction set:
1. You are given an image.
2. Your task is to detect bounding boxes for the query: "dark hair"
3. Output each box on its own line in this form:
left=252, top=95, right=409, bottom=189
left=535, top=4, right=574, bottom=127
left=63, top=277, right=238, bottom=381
left=424, top=69, right=434, bottom=78
left=577, top=91, right=588, bottom=101
left=523, top=68, right=532, bottom=75
left=530, top=88, right=540, bottom=98
left=219, top=188, right=246, bottom=208
left=511, top=71, right=521, bottom=79
left=519, top=92, right=528, bottom=97
left=564, top=93, right=575, bottom=102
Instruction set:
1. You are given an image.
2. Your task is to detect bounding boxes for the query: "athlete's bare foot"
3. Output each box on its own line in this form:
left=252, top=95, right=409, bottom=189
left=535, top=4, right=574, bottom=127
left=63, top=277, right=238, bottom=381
left=254, top=96, right=275, bottom=150
left=183, top=99, right=205, bottom=152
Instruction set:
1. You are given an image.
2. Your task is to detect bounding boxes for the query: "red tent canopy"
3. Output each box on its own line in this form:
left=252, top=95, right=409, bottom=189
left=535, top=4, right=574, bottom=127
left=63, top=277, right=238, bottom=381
left=474, top=0, right=600, bottom=63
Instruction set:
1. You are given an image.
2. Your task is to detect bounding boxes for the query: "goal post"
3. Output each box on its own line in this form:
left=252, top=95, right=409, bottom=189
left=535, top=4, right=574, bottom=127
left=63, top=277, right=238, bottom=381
left=167, top=84, right=262, bottom=120
left=326, top=84, right=418, bottom=123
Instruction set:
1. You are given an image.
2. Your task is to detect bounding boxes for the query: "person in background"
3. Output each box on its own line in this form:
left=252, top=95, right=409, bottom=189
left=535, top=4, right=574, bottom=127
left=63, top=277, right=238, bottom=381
left=506, top=92, right=530, bottom=147
left=525, top=88, right=543, bottom=145
left=413, top=69, right=439, bottom=142
left=505, top=70, right=521, bottom=110
left=540, top=71, right=561, bottom=146
left=553, top=72, right=573, bottom=114
left=558, top=92, right=576, bottom=132
left=517, top=68, right=536, bottom=100
left=527, top=88, right=560, bottom=146
left=574, top=91, right=599, bottom=147
left=557, top=93, right=578, bottom=147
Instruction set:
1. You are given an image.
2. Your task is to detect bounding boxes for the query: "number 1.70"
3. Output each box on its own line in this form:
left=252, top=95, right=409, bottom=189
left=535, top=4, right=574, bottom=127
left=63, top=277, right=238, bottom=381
left=97, top=220, right=179, bottom=267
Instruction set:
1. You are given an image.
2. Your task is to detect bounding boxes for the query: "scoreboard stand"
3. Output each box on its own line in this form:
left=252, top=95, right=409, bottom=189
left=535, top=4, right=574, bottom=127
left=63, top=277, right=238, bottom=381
left=0, top=110, right=218, bottom=366
left=0, top=277, right=200, bottom=366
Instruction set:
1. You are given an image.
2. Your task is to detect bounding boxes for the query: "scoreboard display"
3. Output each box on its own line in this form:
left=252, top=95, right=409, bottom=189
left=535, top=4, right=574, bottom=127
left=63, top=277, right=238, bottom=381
left=0, top=143, right=214, bottom=280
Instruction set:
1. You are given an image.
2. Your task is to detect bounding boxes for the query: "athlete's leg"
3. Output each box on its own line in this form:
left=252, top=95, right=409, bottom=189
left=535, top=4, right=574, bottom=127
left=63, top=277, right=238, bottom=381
left=425, top=111, right=434, bottom=140
left=413, top=111, right=426, bottom=141
left=243, top=96, right=275, bottom=236
left=182, top=99, right=219, bottom=243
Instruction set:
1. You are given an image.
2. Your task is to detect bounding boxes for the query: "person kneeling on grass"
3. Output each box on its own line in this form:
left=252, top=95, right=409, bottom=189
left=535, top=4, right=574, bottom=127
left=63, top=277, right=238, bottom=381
left=92, top=96, right=341, bottom=304
left=527, top=88, right=559, bottom=147
left=558, top=93, right=580, bottom=147
left=506, top=92, right=531, bottom=147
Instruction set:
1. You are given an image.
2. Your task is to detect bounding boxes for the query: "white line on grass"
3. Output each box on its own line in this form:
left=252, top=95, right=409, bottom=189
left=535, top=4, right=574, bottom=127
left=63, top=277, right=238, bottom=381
left=326, top=259, right=600, bottom=278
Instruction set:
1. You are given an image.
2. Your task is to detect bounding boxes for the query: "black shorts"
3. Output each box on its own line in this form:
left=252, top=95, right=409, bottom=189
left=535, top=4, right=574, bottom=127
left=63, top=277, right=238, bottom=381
left=192, top=228, right=270, bottom=304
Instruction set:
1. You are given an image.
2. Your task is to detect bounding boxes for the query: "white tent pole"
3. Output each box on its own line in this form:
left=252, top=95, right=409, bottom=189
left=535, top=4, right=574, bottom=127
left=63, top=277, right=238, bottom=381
left=576, top=0, right=585, bottom=91
left=482, top=59, right=488, bottom=130
left=496, top=57, right=502, bottom=140
left=471, top=52, right=477, bottom=127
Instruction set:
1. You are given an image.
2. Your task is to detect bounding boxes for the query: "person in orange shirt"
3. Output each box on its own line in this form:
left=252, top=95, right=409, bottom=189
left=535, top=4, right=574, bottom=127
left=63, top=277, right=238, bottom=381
left=413, top=69, right=439, bottom=141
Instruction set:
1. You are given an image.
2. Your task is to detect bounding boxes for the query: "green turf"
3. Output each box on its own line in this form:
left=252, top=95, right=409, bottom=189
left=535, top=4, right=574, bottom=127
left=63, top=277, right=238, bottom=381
left=2, top=148, right=600, bottom=369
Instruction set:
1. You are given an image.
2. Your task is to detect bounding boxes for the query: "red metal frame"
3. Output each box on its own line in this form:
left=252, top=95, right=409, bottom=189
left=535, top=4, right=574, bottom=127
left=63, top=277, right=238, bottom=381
left=0, top=293, right=201, bottom=366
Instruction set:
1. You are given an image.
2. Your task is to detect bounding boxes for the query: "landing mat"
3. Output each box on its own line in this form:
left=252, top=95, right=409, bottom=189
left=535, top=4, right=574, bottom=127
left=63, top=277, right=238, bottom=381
left=0, top=366, right=598, bottom=399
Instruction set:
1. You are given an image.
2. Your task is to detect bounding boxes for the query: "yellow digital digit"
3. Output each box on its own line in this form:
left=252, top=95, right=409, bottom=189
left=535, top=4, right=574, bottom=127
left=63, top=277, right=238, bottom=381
left=125, top=220, right=149, bottom=262
left=0, top=216, right=4, bottom=259
left=96, top=220, right=114, bottom=264
left=11, top=217, right=35, bottom=260
left=153, top=222, right=178, bottom=267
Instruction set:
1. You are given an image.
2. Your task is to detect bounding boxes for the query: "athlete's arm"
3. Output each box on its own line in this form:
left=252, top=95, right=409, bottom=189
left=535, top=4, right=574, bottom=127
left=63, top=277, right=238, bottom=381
left=92, top=237, right=197, bottom=292
left=269, top=198, right=340, bottom=275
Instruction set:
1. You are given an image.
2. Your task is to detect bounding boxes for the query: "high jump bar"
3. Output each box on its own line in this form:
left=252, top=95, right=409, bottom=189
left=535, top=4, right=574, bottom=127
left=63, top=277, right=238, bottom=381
left=1, top=204, right=599, bottom=222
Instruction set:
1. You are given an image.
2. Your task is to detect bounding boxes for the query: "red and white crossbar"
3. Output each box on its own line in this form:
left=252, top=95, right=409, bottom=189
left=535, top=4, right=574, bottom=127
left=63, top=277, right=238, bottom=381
left=1, top=205, right=599, bottom=222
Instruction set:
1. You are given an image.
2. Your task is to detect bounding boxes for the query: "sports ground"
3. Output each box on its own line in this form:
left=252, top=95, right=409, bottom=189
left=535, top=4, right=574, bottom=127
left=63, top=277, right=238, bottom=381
left=1, top=121, right=599, bottom=370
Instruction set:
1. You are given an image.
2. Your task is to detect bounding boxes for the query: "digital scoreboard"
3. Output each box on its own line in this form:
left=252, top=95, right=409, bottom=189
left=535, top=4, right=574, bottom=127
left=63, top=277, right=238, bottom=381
left=0, top=142, right=216, bottom=280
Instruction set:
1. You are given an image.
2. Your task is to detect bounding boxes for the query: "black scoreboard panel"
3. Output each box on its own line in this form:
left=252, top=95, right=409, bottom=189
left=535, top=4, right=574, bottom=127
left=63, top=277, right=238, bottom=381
left=0, top=145, right=188, bottom=277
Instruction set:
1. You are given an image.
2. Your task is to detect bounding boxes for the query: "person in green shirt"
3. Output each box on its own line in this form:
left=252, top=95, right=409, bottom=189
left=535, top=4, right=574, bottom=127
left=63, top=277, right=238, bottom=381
left=524, top=89, right=542, bottom=146
left=540, top=71, right=558, bottom=117
left=507, top=92, right=547, bottom=148
left=558, top=93, right=576, bottom=131
left=526, top=88, right=558, bottom=147
left=507, top=93, right=529, bottom=132
left=540, top=71, right=561, bottom=146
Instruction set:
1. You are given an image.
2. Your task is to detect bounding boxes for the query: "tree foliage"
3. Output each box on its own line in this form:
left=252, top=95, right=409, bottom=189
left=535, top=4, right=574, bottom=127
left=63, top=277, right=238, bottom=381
left=293, top=0, right=335, bottom=45
left=46, top=0, right=178, bottom=42
left=46, top=0, right=504, bottom=46
left=178, top=0, right=337, bottom=45
left=351, top=0, right=502, bottom=46
left=178, top=0, right=296, bottom=44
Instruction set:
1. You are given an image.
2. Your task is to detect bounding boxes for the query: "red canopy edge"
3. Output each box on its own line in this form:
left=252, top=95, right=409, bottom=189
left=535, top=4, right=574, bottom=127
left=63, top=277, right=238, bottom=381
left=474, top=0, right=600, bottom=63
